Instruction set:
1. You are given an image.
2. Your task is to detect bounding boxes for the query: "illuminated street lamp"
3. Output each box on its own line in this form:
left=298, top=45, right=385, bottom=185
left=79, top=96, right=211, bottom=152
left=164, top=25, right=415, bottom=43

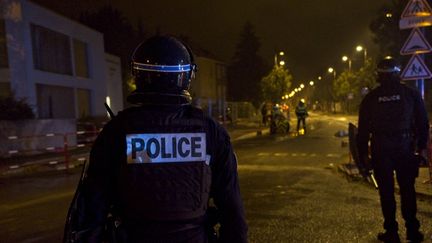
left=294, top=88, right=299, bottom=92
left=300, top=83, right=305, bottom=89
left=356, top=45, right=367, bottom=64
left=318, top=76, right=322, bottom=80
left=309, top=81, right=314, bottom=86
left=274, top=51, right=285, bottom=67
left=328, top=67, right=336, bottom=79
left=285, top=94, right=289, bottom=99
left=342, top=55, right=352, bottom=72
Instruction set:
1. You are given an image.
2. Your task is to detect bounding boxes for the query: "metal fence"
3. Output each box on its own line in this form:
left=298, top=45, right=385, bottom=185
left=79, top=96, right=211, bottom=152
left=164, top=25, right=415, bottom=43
left=1, top=129, right=99, bottom=175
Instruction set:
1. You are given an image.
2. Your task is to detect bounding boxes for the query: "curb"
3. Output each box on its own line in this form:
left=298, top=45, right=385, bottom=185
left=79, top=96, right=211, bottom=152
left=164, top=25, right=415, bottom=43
left=232, top=128, right=270, bottom=142
left=0, top=153, right=88, bottom=178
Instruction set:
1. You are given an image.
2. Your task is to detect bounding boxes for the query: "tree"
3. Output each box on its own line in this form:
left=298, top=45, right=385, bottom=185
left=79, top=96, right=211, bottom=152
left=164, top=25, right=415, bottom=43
left=355, top=58, right=377, bottom=91
left=313, top=73, right=335, bottom=112
left=370, top=0, right=405, bottom=57
left=331, top=58, right=377, bottom=113
left=333, top=71, right=357, bottom=102
left=260, top=65, right=293, bottom=103
left=79, top=6, right=147, bottom=104
left=228, top=22, right=268, bottom=107
left=80, top=6, right=143, bottom=59
left=0, top=96, right=34, bottom=120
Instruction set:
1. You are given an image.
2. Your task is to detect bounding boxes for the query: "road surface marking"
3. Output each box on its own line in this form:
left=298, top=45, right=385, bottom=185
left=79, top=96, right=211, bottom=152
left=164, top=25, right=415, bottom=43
left=326, top=153, right=342, bottom=158
left=258, top=153, right=270, bottom=156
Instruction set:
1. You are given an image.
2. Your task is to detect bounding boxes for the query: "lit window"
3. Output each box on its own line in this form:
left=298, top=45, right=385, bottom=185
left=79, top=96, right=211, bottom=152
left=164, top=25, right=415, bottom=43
left=73, top=39, right=90, bottom=78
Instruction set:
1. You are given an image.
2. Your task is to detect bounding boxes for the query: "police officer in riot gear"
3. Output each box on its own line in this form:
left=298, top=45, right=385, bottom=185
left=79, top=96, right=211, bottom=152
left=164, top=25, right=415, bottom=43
left=357, top=57, right=429, bottom=243
left=69, top=36, right=248, bottom=243
left=295, top=100, right=308, bottom=133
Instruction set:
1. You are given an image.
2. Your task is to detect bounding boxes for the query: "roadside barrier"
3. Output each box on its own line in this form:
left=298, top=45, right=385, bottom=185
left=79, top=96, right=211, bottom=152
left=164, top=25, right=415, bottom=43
left=2, top=129, right=99, bottom=173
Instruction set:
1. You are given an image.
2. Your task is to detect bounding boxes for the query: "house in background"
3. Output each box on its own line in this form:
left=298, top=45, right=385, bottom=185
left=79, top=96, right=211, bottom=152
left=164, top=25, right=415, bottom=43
left=190, top=46, right=227, bottom=120
left=0, top=0, right=123, bottom=119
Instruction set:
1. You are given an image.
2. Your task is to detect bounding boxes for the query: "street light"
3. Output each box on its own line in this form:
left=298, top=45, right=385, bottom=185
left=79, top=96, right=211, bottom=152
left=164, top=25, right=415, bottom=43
left=274, top=51, right=285, bottom=67
left=309, top=81, right=314, bottom=86
left=342, top=55, right=352, bottom=72
left=356, top=45, right=367, bottom=64
left=328, top=67, right=336, bottom=79
left=300, top=83, right=305, bottom=89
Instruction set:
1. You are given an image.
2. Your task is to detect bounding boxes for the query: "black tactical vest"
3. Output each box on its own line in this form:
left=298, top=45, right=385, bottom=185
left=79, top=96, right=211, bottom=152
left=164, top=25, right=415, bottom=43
left=369, top=84, right=414, bottom=135
left=114, top=105, right=212, bottom=222
left=368, top=84, right=416, bottom=152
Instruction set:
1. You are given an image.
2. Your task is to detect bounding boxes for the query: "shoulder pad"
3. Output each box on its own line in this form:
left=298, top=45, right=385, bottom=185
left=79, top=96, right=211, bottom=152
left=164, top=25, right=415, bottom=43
left=185, top=105, right=204, bottom=119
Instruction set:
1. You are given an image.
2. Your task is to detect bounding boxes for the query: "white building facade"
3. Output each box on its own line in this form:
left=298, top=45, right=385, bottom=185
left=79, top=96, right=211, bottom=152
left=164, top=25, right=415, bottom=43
left=0, top=0, right=123, bottom=119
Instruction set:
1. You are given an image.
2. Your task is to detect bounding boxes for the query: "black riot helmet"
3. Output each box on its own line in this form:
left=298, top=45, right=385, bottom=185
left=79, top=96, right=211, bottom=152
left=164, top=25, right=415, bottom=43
left=128, top=36, right=197, bottom=105
left=377, top=56, right=401, bottom=85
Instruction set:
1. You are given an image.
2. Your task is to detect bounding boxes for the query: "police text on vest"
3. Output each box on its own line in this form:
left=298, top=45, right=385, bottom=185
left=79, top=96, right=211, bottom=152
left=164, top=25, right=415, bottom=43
left=126, top=133, right=206, bottom=163
left=378, top=95, right=401, bottom=103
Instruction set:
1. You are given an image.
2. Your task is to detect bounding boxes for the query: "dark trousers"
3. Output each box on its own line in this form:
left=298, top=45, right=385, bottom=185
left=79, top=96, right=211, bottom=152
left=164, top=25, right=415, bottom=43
left=372, top=151, right=420, bottom=233
left=296, top=117, right=306, bottom=131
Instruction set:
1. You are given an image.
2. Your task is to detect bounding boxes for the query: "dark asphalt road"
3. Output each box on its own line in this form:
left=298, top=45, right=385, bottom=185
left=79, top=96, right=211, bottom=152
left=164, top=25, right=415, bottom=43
left=1, top=114, right=431, bottom=242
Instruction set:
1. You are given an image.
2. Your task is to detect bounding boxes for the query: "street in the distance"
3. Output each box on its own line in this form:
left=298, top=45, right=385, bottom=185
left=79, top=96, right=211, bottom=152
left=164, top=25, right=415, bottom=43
left=1, top=113, right=431, bottom=242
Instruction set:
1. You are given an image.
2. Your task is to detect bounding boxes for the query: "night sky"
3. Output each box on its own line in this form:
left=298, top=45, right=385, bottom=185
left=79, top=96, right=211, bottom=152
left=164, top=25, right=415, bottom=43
left=33, top=0, right=387, bottom=82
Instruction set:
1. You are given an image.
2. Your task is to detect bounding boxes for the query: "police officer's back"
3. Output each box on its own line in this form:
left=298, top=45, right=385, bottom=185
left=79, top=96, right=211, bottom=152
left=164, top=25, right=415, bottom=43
left=70, top=36, right=248, bottom=243
left=357, top=57, right=429, bottom=242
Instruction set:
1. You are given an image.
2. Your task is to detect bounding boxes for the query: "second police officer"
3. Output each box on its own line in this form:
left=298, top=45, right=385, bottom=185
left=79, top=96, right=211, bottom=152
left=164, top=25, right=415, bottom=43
left=357, top=57, right=429, bottom=243
left=72, top=36, right=248, bottom=243
left=295, top=99, right=308, bottom=133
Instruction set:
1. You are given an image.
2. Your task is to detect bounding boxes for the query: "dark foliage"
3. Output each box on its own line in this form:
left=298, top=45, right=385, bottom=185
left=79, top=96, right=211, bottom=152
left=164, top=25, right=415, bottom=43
left=227, top=22, right=269, bottom=107
left=0, top=96, right=34, bottom=120
left=79, top=6, right=147, bottom=105
left=369, top=0, right=404, bottom=59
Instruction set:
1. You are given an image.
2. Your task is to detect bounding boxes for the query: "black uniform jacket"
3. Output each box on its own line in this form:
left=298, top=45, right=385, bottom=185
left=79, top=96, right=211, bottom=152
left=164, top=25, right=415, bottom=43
left=76, top=104, right=248, bottom=243
left=357, top=82, right=429, bottom=159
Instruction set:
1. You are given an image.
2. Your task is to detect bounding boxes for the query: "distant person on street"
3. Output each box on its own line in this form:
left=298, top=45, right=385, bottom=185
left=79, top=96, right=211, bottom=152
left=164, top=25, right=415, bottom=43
left=295, top=100, right=308, bottom=133
left=65, top=36, right=248, bottom=243
left=357, top=57, right=429, bottom=243
left=261, top=103, right=268, bottom=126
